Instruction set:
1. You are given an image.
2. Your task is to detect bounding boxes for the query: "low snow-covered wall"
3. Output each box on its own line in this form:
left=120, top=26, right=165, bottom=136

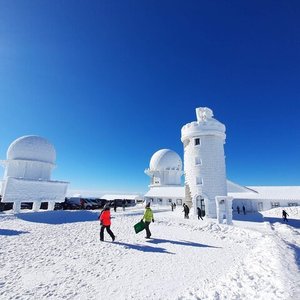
left=1, top=177, right=68, bottom=203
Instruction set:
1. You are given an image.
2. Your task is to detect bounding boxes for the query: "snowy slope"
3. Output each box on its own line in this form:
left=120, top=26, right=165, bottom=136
left=0, top=206, right=299, bottom=300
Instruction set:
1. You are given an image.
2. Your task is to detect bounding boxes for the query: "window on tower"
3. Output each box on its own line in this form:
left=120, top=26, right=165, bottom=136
left=195, top=157, right=202, bottom=165
left=194, top=138, right=200, bottom=146
left=196, top=177, right=203, bottom=185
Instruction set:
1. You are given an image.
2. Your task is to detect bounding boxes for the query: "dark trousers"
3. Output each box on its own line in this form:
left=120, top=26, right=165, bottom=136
left=198, top=214, right=203, bottom=220
left=145, top=221, right=151, bottom=238
left=100, top=225, right=115, bottom=241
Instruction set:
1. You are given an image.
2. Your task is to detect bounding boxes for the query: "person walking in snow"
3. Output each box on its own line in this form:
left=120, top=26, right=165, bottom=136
left=197, top=207, right=203, bottom=220
left=122, top=199, right=126, bottom=211
left=171, top=203, right=174, bottom=211
left=242, top=205, right=246, bottom=215
left=282, top=209, right=289, bottom=222
left=183, top=203, right=190, bottom=219
left=113, top=200, right=117, bottom=212
left=141, top=202, right=154, bottom=239
left=237, top=206, right=240, bottom=214
left=80, top=198, right=84, bottom=210
left=183, top=204, right=186, bottom=218
left=99, top=204, right=115, bottom=242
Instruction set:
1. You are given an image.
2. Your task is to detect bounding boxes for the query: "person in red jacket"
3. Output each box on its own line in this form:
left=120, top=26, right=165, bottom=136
left=99, top=204, right=115, bottom=242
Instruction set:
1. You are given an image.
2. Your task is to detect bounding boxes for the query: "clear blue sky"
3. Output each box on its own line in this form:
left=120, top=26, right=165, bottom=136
left=0, top=1, right=300, bottom=194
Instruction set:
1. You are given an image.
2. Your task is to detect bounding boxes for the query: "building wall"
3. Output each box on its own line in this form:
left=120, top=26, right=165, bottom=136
left=183, top=135, right=227, bottom=217
left=144, top=196, right=183, bottom=206
left=4, top=160, right=52, bottom=180
left=232, top=198, right=300, bottom=212
left=255, top=199, right=300, bottom=211
left=1, top=177, right=68, bottom=203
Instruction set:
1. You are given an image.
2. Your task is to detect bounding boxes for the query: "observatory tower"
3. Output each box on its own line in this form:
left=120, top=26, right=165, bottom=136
left=1, top=135, right=68, bottom=213
left=181, top=107, right=227, bottom=218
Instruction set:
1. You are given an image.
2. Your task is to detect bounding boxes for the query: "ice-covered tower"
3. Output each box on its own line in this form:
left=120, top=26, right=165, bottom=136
left=145, top=149, right=183, bottom=187
left=0, top=135, right=68, bottom=213
left=181, top=107, right=227, bottom=218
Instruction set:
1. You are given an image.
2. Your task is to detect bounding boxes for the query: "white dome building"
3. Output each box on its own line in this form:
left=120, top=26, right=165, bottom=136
left=4, top=136, right=56, bottom=181
left=146, top=149, right=182, bottom=186
left=144, top=149, right=184, bottom=206
left=1, top=135, right=68, bottom=213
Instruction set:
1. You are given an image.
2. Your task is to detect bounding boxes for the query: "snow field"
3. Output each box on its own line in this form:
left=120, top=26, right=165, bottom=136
left=0, top=206, right=299, bottom=300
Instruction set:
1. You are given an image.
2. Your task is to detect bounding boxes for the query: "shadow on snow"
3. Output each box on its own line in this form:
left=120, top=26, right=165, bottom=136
left=0, top=229, right=29, bottom=236
left=287, top=243, right=300, bottom=270
left=264, top=217, right=300, bottom=229
left=233, top=212, right=300, bottom=228
left=233, top=212, right=264, bottom=222
left=16, top=210, right=98, bottom=225
left=146, top=238, right=221, bottom=249
left=113, top=241, right=174, bottom=254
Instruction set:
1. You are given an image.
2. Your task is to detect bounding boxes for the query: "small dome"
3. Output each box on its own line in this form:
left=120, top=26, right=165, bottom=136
left=149, top=149, right=182, bottom=171
left=7, top=135, right=56, bottom=164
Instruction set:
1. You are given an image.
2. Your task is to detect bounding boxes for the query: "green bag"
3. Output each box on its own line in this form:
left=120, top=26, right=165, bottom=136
left=134, top=220, right=145, bottom=234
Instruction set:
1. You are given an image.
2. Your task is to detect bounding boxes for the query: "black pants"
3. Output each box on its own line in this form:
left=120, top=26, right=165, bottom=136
left=100, top=225, right=115, bottom=241
left=145, top=221, right=151, bottom=238
left=198, top=214, right=203, bottom=220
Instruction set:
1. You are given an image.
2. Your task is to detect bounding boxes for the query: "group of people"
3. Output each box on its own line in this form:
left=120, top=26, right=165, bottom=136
left=113, top=199, right=127, bottom=212
left=98, top=202, right=291, bottom=241
left=236, top=205, right=246, bottom=215
left=171, top=203, right=177, bottom=211
left=98, top=202, right=154, bottom=241
left=183, top=203, right=204, bottom=220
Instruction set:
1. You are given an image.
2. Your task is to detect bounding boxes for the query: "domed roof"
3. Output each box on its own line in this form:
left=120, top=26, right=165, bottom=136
left=7, top=135, right=56, bottom=164
left=149, top=149, right=182, bottom=171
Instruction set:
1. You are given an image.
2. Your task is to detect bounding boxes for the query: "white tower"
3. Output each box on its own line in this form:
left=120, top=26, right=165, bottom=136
left=181, top=107, right=227, bottom=218
left=145, top=149, right=183, bottom=187
left=1, top=135, right=68, bottom=213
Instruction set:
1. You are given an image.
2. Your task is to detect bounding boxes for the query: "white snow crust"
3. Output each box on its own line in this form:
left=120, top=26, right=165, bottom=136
left=6, top=135, right=56, bottom=164
left=0, top=206, right=299, bottom=300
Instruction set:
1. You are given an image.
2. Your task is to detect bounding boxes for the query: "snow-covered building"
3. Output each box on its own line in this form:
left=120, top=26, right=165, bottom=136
left=181, top=107, right=228, bottom=218
left=144, top=107, right=300, bottom=217
left=101, top=194, right=143, bottom=202
left=0, top=135, right=68, bottom=213
left=144, top=149, right=184, bottom=205
left=228, top=184, right=300, bottom=212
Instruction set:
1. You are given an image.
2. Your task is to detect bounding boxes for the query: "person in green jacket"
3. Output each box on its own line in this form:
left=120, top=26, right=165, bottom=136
left=141, top=202, right=154, bottom=238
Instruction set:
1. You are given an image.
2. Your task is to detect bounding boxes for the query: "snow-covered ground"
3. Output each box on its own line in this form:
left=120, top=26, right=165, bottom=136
left=0, top=206, right=299, bottom=300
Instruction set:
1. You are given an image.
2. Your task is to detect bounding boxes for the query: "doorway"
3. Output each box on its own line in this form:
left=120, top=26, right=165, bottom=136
left=196, top=196, right=206, bottom=217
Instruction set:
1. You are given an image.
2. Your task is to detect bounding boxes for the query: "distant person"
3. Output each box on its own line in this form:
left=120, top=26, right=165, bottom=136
left=99, top=204, right=115, bottom=242
left=122, top=199, right=126, bottom=211
left=80, top=198, right=84, bottom=210
left=242, top=205, right=246, bottom=215
left=141, top=202, right=154, bottom=239
left=171, top=203, right=174, bottom=211
left=282, top=210, right=289, bottom=222
left=197, top=207, right=203, bottom=220
left=183, top=203, right=190, bottom=219
left=237, top=206, right=240, bottom=214
left=182, top=204, right=186, bottom=218
left=113, top=200, right=117, bottom=212
left=173, top=203, right=176, bottom=210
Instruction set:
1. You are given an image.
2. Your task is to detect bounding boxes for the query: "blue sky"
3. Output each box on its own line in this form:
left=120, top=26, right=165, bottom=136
left=0, top=1, right=300, bottom=194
